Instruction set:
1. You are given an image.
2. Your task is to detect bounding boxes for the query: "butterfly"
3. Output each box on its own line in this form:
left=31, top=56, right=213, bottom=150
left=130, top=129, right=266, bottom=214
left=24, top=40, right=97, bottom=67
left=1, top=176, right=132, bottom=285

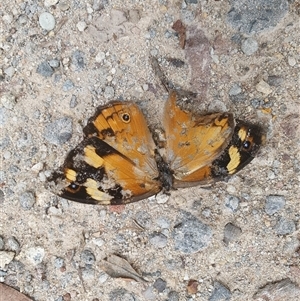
left=49, top=89, right=265, bottom=205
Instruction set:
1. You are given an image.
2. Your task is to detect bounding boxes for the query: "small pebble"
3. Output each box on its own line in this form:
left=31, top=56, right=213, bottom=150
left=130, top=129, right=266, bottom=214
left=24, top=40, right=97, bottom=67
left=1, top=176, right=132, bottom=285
left=149, top=232, right=168, bottom=248
left=49, top=59, right=60, bottom=68
left=267, top=75, right=284, bottom=86
left=0, top=251, right=15, bottom=269
left=109, top=288, right=136, bottom=301
left=104, top=86, right=115, bottom=99
left=1, top=93, right=16, bottom=110
left=288, top=56, right=296, bottom=67
left=63, top=79, right=74, bottom=91
left=4, top=66, right=15, bottom=77
left=223, top=223, right=242, bottom=245
left=209, top=281, right=231, bottom=301
left=44, top=117, right=73, bottom=145
left=39, top=12, right=56, bottom=31
left=256, top=80, right=272, bottom=95
left=0, top=237, right=4, bottom=250
left=95, top=51, right=105, bottom=62
left=70, top=95, right=78, bottom=108
left=265, top=195, right=286, bottom=215
left=225, top=195, right=240, bottom=212
left=135, top=211, right=152, bottom=229
left=44, top=0, right=58, bottom=7
left=168, top=291, right=180, bottom=301
left=19, top=191, right=35, bottom=210
left=98, top=272, right=109, bottom=283
left=143, top=286, right=156, bottom=300
left=7, top=237, right=21, bottom=254
left=81, top=267, right=95, bottom=281
left=275, top=217, right=296, bottom=235
left=153, top=278, right=167, bottom=292
left=37, top=61, right=54, bottom=77
left=229, top=82, right=242, bottom=96
left=26, top=246, right=45, bottom=265
left=72, top=50, right=85, bottom=70
left=31, top=162, right=43, bottom=173
left=173, top=211, right=212, bottom=253
left=80, top=249, right=96, bottom=265
left=54, top=257, right=65, bottom=268
left=77, top=21, right=87, bottom=32
left=58, top=1, right=70, bottom=11
left=241, top=38, right=258, bottom=55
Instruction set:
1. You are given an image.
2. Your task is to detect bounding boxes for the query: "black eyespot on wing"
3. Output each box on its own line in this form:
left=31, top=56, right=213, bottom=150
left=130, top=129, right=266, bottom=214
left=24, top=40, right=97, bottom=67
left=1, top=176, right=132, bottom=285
left=121, top=113, right=130, bottom=123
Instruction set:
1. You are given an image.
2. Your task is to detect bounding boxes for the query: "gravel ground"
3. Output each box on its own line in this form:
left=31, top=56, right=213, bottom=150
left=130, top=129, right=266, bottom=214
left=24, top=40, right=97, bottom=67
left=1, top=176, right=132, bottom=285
left=1, top=0, right=300, bottom=300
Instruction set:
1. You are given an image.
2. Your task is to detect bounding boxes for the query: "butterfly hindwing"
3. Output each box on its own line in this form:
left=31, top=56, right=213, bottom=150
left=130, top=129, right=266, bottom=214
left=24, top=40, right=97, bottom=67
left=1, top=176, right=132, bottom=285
left=163, top=91, right=234, bottom=186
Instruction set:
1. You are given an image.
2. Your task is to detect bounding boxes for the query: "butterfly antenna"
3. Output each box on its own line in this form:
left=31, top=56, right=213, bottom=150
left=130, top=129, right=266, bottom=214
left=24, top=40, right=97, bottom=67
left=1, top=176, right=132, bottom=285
left=150, top=56, right=175, bottom=93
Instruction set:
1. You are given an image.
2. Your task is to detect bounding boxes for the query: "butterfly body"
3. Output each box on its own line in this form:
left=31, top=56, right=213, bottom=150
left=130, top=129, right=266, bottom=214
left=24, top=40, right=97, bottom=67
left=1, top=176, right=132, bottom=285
left=49, top=90, right=265, bottom=205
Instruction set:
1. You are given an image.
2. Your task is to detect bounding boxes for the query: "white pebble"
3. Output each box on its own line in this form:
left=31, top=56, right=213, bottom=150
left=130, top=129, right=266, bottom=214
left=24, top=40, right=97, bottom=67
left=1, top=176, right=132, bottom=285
left=95, top=51, right=105, bottom=62
left=39, top=12, right=56, bottom=31
left=31, top=162, right=44, bottom=173
left=1, top=93, right=16, bottom=110
left=256, top=80, right=272, bottom=95
left=287, top=56, right=296, bottom=67
left=77, top=21, right=87, bottom=32
left=44, top=0, right=58, bottom=6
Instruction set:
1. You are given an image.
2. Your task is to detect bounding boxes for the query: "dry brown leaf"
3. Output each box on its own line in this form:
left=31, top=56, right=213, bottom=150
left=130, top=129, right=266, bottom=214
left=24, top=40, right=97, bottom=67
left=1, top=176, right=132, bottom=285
left=172, top=20, right=186, bottom=49
left=0, top=283, right=33, bottom=301
left=187, top=279, right=199, bottom=294
left=101, top=254, right=146, bottom=282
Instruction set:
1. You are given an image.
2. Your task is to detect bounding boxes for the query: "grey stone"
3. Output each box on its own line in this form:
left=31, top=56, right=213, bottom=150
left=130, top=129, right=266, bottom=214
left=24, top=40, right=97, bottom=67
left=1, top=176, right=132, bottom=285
left=149, top=232, right=168, bottom=248
left=72, top=50, right=85, bottom=70
left=167, top=291, right=180, bottom=301
left=80, top=249, right=96, bottom=265
left=63, top=79, right=74, bottom=91
left=70, top=95, right=78, bottom=108
left=37, top=61, right=54, bottom=77
left=109, top=288, right=138, bottom=301
left=0, top=236, right=4, bottom=250
left=4, top=66, right=15, bottom=77
left=153, top=278, right=167, bottom=292
left=241, top=38, right=258, bottom=55
left=19, top=191, right=35, bottom=210
left=44, top=117, right=72, bottom=145
left=173, top=211, right=212, bottom=253
left=267, top=75, right=284, bottom=87
left=26, top=246, right=45, bottom=265
left=7, top=237, right=20, bottom=253
left=135, top=211, right=152, bottom=229
left=275, top=218, right=296, bottom=235
left=227, top=0, right=289, bottom=34
left=229, top=83, right=242, bottom=96
left=209, top=281, right=231, bottom=301
left=49, top=59, right=60, bottom=68
left=225, top=195, right=240, bottom=212
left=223, top=223, right=242, bottom=245
left=265, top=195, right=286, bottom=215
left=0, top=108, right=8, bottom=125
left=1, top=93, right=16, bottom=110
left=104, top=86, right=115, bottom=99
left=54, top=257, right=65, bottom=268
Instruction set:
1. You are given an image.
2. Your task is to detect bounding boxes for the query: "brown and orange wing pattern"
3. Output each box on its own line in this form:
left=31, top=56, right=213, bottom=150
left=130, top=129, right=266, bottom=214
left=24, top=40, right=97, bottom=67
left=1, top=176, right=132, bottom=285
left=162, top=91, right=234, bottom=186
left=50, top=102, right=161, bottom=205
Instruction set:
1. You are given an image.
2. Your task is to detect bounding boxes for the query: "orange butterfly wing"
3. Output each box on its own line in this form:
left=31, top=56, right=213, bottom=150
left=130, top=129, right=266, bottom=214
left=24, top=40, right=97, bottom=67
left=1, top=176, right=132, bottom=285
left=162, top=91, right=234, bottom=187
left=53, top=102, right=161, bottom=204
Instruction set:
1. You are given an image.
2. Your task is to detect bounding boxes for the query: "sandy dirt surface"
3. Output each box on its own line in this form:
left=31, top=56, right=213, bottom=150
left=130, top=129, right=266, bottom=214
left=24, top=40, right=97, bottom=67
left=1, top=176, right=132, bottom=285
left=1, top=0, right=300, bottom=300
